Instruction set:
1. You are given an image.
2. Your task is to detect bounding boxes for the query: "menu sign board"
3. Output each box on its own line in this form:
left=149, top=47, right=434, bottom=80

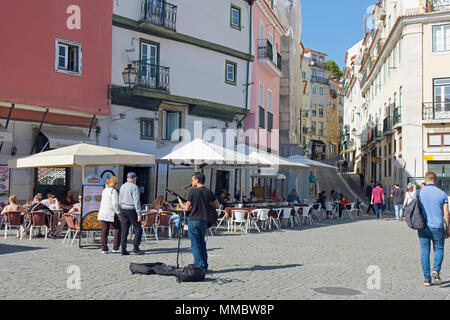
left=0, top=166, right=9, bottom=209
left=81, top=174, right=104, bottom=231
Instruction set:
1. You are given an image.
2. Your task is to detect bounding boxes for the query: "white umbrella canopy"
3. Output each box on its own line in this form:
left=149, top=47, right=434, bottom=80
left=235, top=144, right=308, bottom=169
left=8, top=143, right=155, bottom=168
left=157, top=139, right=266, bottom=167
left=287, top=155, right=337, bottom=169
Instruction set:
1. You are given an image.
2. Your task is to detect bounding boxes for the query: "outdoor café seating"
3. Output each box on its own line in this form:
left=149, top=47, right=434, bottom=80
left=29, top=211, right=48, bottom=240
left=3, top=211, right=24, bottom=239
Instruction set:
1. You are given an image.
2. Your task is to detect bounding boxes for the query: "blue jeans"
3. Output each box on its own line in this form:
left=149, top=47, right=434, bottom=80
left=188, top=220, right=208, bottom=271
left=394, top=204, right=403, bottom=220
left=418, top=226, right=445, bottom=281
left=374, top=203, right=383, bottom=219
left=170, top=214, right=180, bottom=233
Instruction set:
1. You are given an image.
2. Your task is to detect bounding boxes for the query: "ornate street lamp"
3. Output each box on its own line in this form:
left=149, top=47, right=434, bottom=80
left=122, top=63, right=137, bottom=88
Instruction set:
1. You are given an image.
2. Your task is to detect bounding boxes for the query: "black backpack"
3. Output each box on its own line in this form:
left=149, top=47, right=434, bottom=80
left=404, top=189, right=426, bottom=230
left=176, top=264, right=206, bottom=282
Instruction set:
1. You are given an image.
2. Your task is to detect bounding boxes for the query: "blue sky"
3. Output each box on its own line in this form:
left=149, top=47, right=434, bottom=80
left=301, top=0, right=376, bottom=70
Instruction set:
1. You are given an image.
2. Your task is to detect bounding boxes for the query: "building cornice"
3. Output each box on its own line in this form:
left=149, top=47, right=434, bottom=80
left=113, top=14, right=254, bottom=62
left=257, top=0, right=287, bottom=35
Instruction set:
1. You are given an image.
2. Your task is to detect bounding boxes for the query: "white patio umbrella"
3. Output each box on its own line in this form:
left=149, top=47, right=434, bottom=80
left=236, top=145, right=308, bottom=169
left=8, top=143, right=155, bottom=180
left=287, top=155, right=338, bottom=169
left=157, top=139, right=267, bottom=170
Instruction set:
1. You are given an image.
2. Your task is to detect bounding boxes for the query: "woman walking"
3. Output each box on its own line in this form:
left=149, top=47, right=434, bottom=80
left=98, top=176, right=121, bottom=254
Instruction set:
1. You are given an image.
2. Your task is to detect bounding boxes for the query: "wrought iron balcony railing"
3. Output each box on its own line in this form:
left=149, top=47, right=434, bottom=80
left=425, top=0, right=450, bottom=12
left=393, top=106, right=402, bottom=125
left=423, top=102, right=450, bottom=120
left=140, top=0, right=177, bottom=31
left=258, top=39, right=282, bottom=71
left=133, top=60, right=170, bottom=91
left=311, top=76, right=329, bottom=85
left=383, top=116, right=392, bottom=134
left=310, top=59, right=327, bottom=69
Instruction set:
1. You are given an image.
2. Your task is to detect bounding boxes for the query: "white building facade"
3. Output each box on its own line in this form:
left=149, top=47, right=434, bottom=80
left=99, top=0, right=255, bottom=203
left=344, top=0, right=450, bottom=197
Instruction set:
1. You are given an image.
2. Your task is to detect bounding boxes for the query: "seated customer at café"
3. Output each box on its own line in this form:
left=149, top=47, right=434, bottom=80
left=154, top=195, right=181, bottom=236
left=41, top=192, right=61, bottom=211
left=61, top=189, right=76, bottom=207
left=29, top=193, right=53, bottom=237
left=216, top=189, right=228, bottom=207
left=1, top=195, right=29, bottom=237
left=249, top=191, right=258, bottom=202
left=52, top=195, right=83, bottom=237
left=287, top=189, right=300, bottom=203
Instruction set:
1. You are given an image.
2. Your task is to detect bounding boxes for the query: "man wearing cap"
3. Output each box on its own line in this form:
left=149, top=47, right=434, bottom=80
left=119, top=172, right=144, bottom=255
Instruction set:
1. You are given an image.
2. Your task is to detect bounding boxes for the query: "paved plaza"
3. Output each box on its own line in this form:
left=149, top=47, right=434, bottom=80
left=1, top=216, right=449, bottom=300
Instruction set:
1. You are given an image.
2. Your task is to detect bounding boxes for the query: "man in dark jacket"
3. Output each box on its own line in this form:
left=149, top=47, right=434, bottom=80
left=366, top=181, right=376, bottom=215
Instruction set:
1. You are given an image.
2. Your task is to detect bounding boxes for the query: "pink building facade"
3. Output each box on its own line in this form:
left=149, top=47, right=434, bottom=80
left=243, top=0, right=286, bottom=152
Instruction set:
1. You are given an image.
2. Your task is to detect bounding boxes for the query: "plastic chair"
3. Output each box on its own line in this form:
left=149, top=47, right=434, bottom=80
left=342, top=203, right=356, bottom=220
left=29, top=211, right=48, bottom=240
left=141, top=211, right=158, bottom=241
left=62, top=214, right=80, bottom=247
left=231, top=210, right=249, bottom=233
left=251, top=208, right=271, bottom=231
left=214, top=208, right=231, bottom=232
left=292, top=206, right=302, bottom=227
left=311, top=203, right=323, bottom=221
left=4, top=211, right=23, bottom=239
left=270, top=208, right=283, bottom=230
left=301, top=205, right=314, bottom=225
left=156, top=212, right=173, bottom=239
left=281, top=207, right=294, bottom=228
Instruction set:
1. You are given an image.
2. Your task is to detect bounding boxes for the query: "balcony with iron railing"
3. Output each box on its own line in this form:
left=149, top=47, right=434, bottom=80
left=140, top=0, right=177, bottom=32
left=311, top=76, right=329, bottom=85
left=383, top=116, right=392, bottom=135
left=393, top=106, right=402, bottom=126
left=258, top=39, right=282, bottom=74
left=423, top=102, right=450, bottom=120
left=310, top=59, right=327, bottom=69
left=425, top=0, right=450, bottom=12
left=133, top=60, right=170, bottom=91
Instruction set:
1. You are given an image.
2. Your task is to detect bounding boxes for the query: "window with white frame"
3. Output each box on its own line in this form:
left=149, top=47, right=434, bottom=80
left=267, top=89, right=273, bottom=113
left=225, top=61, right=237, bottom=85
left=319, top=87, right=324, bottom=96
left=162, top=111, right=181, bottom=141
left=312, top=86, right=317, bottom=95
left=55, top=39, right=82, bottom=74
left=230, top=5, right=241, bottom=29
left=259, top=83, right=264, bottom=108
left=433, top=24, right=450, bottom=52
left=140, top=118, right=155, bottom=140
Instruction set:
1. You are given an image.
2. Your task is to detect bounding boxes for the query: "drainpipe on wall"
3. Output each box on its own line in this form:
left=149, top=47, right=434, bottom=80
left=237, top=0, right=254, bottom=130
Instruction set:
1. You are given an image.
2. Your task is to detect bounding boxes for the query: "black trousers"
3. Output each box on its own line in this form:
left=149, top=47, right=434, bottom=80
left=120, top=209, right=142, bottom=251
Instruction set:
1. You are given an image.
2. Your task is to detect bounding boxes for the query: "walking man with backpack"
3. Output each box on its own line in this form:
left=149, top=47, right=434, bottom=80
left=417, top=171, right=450, bottom=286
left=177, top=172, right=220, bottom=272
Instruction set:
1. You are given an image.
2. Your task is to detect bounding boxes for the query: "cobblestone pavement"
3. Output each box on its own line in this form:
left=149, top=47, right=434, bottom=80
left=1, top=216, right=449, bottom=300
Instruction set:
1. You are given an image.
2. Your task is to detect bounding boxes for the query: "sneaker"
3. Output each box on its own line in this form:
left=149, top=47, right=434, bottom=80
left=132, top=248, right=144, bottom=255
left=112, top=249, right=121, bottom=253
left=102, top=250, right=111, bottom=254
left=121, top=250, right=130, bottom=256
left=431, top=271, right=442, bottom=285
left=424, top=280, right=432, bottom=287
